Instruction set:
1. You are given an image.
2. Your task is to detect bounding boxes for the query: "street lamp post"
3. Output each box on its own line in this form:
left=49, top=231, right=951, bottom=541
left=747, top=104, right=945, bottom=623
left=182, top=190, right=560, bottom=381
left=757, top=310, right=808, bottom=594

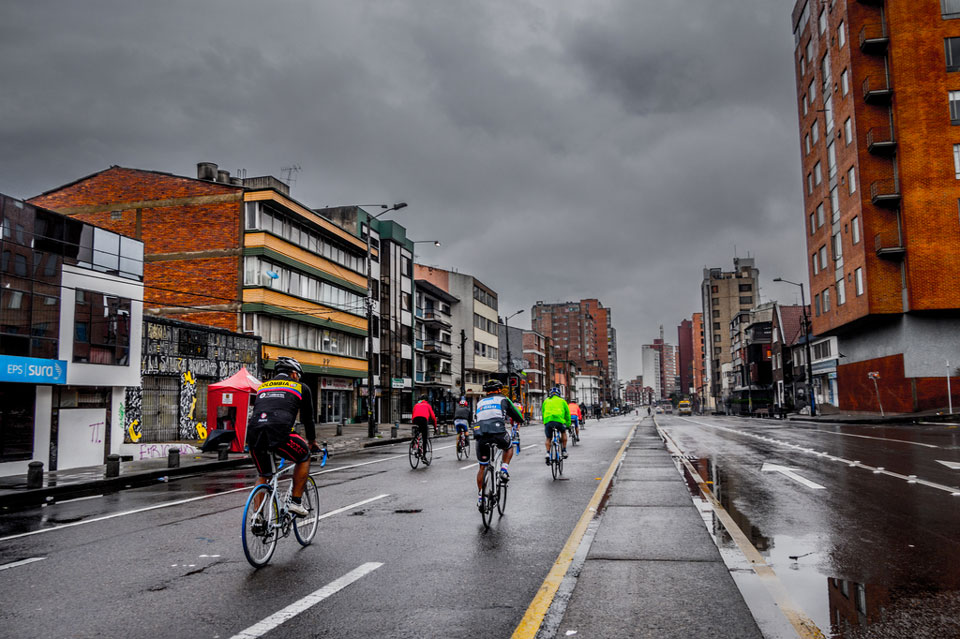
left=502, top=309, right=524, bottom=402
left=366, top=202, right=407, bottom=438
left=773, top=277, right=816, bottom=417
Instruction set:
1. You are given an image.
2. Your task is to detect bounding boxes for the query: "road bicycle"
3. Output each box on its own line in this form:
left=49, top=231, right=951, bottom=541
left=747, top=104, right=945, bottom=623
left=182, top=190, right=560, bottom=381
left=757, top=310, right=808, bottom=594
left=549, top=426, right=564, bottom=480
left=409, top=427, right=433, bottom=469
left=479, top=442, right=508, bottom=530
left=241, top=445, right=328, bottom=568
left=571, top=420, right=580, bottom=446
left=511, top=424, right=520, bottom=455
left=456, top=427, right=471, bottom=461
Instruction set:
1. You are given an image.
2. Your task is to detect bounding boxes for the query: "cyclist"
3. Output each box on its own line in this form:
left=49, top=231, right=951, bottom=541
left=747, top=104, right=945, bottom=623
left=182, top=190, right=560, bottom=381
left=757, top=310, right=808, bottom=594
left=453, top=398, right=472, bottom=447
left=474, top=379, right=524, bottom=509
left=542, top=387, right=571, bottom=464
left=248, top=356, right=318, bottom=517
left=568, top=399, right=583, bottom=440
left=412, top=395, right=437, bottom=458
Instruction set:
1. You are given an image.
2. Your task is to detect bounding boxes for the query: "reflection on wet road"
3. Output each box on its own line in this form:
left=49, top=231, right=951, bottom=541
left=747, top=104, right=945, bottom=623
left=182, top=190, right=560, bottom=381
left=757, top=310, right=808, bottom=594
left=659, top=414, right=960, bottom=638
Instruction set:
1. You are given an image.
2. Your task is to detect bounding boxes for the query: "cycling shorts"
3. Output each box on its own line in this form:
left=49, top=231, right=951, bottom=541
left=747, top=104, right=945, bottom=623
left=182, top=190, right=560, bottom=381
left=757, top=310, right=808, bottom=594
left=571, top=416, right=580, bottom=427
left=454, top=419, right=469, bottom=433
left=544, top=421, right=567, bottom=439
left=250, top=432, right=311, bottom=478
left=476, top=431, right=511, bottom=464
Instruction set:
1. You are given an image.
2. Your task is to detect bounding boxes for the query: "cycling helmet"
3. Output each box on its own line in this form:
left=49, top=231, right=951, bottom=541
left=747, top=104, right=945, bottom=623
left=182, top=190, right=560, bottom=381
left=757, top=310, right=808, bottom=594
left=274, top=356, right=303, bottom=376
left=458, top=399, right=468, bottom=406
left=418, top=394, right=428, bottom=402
left=483, top=379, right=503, bottom=393
left=548, top=387, right=562, bottom=398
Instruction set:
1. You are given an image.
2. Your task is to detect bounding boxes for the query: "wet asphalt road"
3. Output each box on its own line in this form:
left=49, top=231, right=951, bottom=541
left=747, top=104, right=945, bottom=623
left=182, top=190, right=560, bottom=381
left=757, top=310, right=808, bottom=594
left=0, top=417, right=636, bottom=639
left=657, top=414, right=960, bottom=639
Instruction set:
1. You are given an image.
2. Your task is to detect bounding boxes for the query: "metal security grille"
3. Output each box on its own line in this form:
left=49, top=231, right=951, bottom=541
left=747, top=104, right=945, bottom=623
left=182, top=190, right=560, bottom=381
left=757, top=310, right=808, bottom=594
left=141, top=376, right=179, bottom=442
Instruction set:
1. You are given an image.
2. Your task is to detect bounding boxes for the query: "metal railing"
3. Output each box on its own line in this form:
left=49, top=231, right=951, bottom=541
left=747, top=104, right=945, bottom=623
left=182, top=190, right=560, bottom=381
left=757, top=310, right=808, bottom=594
left=859, top=22, right=888, bottom=51
left=870, top=177, right=900, bottom=203
left=862, top=74, right=893, bottom=102
left=866, top=126, right=895, bottom=152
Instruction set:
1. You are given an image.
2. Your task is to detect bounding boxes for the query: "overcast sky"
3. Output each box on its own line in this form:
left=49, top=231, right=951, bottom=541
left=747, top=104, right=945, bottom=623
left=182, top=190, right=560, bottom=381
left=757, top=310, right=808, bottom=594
left=0, top=0, right=807, bottom=380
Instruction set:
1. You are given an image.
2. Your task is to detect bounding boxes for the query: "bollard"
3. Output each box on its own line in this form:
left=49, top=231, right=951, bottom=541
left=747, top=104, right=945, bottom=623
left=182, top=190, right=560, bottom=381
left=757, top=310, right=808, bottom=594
left=27, top=461, right=44, bottom=489
left=105, top=454, right=120, bottom=478
left=168, top=447, right=180, bottom=469
left=336, top=419, right=343, bottom=437
left=391, top=422, right=399, bottom=438
left=217, top=443, right=230, bottom=461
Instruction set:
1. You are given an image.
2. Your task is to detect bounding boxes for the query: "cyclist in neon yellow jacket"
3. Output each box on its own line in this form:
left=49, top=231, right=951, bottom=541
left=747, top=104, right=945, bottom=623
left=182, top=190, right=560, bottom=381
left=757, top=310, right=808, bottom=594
left=542, top=387, right=571, bottom=464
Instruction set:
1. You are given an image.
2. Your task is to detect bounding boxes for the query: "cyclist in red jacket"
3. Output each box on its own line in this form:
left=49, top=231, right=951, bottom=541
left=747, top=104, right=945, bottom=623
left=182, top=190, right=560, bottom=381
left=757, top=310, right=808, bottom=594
left=412, top=396, right=437, bottom=450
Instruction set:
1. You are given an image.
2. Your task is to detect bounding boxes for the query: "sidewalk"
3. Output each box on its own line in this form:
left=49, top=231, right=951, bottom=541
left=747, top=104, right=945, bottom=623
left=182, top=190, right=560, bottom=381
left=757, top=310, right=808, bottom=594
left=0, top=421, right=452, bottom=510
left=554, top=420, right=763, bottom=638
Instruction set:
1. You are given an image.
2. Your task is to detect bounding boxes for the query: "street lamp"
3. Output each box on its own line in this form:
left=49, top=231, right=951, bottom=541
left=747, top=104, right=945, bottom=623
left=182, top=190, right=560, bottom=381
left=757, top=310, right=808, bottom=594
left=413, top=240, right=441, bottom=247
left=502, top=310, right=524, bottom=377
left=365, top=202, right=408, bottom=438
left=773, top=277, right=816, bottom=417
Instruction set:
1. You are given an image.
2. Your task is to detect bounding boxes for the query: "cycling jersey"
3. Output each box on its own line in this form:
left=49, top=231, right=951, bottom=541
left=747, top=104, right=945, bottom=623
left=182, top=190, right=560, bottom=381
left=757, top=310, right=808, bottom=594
left=474, top=394, right=523, bottom=435
left=249, top=374, right=316, bottom=447
left=568, top=402, right=583, bottom=420
left=542, top=395, right=571, bottom=427
left=412, top=400, right=437, bottom=425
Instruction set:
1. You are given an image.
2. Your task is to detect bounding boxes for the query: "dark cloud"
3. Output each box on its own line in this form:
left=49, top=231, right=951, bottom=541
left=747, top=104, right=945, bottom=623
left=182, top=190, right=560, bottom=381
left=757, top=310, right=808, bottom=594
left=0, top=0, right=805, bottom=379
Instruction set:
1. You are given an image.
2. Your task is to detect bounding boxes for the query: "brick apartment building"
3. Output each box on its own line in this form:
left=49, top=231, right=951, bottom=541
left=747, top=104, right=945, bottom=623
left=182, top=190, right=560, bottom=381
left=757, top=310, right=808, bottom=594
left=678, top=318, right=694, bottom=396
left=701, top=258, right=760, bottom=411
left=791, top=0, right=960, bottom=411
left=692, top=312, right=706, bottom=403
left=30, top=163, right=371, bottom=425
left=531, top=299, right=618, bottom=410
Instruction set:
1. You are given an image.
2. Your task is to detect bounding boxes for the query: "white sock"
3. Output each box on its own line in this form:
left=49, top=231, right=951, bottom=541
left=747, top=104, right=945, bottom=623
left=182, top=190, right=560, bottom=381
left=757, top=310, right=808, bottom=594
left=500, top=463, right=509, bottom=472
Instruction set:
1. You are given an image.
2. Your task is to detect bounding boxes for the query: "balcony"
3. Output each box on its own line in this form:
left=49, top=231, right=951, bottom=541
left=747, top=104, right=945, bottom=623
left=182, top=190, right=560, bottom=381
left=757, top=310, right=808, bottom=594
left=875, top=231, right=906, bottom=260
left=870, top=177, right=901, bottom=207
left=859, top=23, right=889, bottom=54
left=866, top=127, right=896, bottom=155
left=420, top=308, right=451, bottom=328
left=862, top=75, right=893, bottom=104
left=423, top=371, right=453, bottom=386
left=423, top=339, right=452, bottom=358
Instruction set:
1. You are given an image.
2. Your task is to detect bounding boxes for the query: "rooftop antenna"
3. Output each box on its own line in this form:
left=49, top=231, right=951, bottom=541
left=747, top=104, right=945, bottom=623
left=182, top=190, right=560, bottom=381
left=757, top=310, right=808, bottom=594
left=280, top=164, right=302, bottom=188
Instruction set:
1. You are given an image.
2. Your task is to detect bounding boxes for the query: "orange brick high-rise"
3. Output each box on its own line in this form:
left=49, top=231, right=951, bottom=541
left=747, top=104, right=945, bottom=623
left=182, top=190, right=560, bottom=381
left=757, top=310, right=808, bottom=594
left=792, top=0, right=960, bottom=412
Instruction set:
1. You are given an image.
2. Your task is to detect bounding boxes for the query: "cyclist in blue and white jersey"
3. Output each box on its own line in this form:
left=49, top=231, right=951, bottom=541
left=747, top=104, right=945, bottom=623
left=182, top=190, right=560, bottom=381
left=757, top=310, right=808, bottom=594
left=474, top=379, right=524, bottom=509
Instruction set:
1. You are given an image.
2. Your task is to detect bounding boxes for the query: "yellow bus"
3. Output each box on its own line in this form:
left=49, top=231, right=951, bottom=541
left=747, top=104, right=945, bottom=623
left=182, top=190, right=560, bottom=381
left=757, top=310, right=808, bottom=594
left=678, top=400, right=692, bottom=416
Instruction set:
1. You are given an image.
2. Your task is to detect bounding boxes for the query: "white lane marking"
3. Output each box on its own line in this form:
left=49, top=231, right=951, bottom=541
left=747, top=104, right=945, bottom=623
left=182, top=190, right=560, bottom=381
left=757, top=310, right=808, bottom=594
left=229, top=562, right=383, bottom=639
left=937, top=460, right=960, bottom=470
left=52, top=494, right=103, bottom=505
left=317, top=494, right=388, bottom=521
left=522, top=444, right=537, bottom=450
left=674, top=417, right=960, bottom=495
left=0, top=557, right=45, bottom=571
left=460, top=464, right=475, bottom=471
left=813, top=430, right=939, bottom=449
left=761, top=463, right=826, bottom=490
left=0, top=455, right=405, bottom=543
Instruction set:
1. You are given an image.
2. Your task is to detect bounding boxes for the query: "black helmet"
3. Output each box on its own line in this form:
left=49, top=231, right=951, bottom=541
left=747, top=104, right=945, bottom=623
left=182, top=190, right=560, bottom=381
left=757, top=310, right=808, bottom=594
left=418, top=395, right=428, bottom=402
left=483, top=379, right=503, bottom=393
left=275, top=356, right=303, bottom=376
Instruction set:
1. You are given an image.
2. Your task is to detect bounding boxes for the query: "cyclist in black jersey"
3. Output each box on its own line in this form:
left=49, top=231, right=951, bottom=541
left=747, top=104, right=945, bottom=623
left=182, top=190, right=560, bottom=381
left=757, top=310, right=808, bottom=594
left=248, top=356, right=318, bottom=517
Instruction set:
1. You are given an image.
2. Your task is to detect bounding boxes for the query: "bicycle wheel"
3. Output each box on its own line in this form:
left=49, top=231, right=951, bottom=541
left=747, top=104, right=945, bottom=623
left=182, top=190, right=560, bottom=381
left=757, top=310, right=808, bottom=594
left=241, top=484, right=279, bottom=568
left=480, top=465, right=496, bottom=530
left=572, top=430, right=578, bottom=446
left=550, top=440, right=559, bottom=480
left=293, top=475, right=320, bottom=546
left=422, top=436, right=432, bottom=466
left=497, top=473, right=508, bottom=516
left=408, top=435, right=421, bottom=469
left=558, top=445, right=564, bottom=476
left=456, top=437, right=464, bottom=461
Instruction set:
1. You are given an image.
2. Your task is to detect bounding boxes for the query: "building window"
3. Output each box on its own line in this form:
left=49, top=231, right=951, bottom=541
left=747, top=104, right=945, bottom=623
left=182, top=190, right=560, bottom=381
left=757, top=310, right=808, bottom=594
left=739, top=283, right=752, bottom=292
left=712, top=310, right=720, bottom=318
left=822, top=288, right=831, bottom=312
left=821, top=52, right=832, bottom=90
left=818, top=8, right=827, bottom=34
left=714, top=334, right=721, bottom=343
left=802, top=94, right=809, bottom=116
left=827, top=141, right=837, bottom=178
left=739, top=296, right=753, bottom=305
left=712, top=285, right=719, bottom=293
left=809, top=78, right=817, bottom=104
left=0, top=383, right=36, bottom=462
left=817, top=203, right=825, bottom=228
left=807, top=173, right=814, bottom=194
left=713, top=322, right=721, bottom=330
left=852, top=216, right=861, bottom=244
left=951, top=91, right=960, bottom=125
left=73, top=290, right=132, bottom=365
left=814, top=294, right=821, bottom=316
left=812, top=119, right=820, bottom=144
left=954, top=144, right=960, bottom=179
left=812, top=253, right=819, bottom=275
left=814, top=162, right=822, bottom=185
left=848, top=167, right=857, bottom=194
left=823, top=93, right=834, bottom=132
left=837, top=277, right=846, bottom=306
left=944, top=0, right=960, bottom=19
left=855, top=267, right=864, bottom=296
left=805, top=133, right=811, bottom=154
left=840, top=69, right=849, bottom=96
left=799, top=53, right=806, bottom=77
left=947, top=37, right=960, bottom=71
left=809, top=212, right=817, bottom=235
left=844, top=117, right=853, bottom=145
left=838, top=21, right=846, bottom=49
left=806, top=38, right=814, bottom=63
left=820, top=245, right=828, bottom=269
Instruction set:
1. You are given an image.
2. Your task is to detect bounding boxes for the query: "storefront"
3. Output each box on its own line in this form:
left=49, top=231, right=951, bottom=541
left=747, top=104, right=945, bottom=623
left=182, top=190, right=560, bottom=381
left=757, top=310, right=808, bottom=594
left=319, top=376, right=354, bottom=424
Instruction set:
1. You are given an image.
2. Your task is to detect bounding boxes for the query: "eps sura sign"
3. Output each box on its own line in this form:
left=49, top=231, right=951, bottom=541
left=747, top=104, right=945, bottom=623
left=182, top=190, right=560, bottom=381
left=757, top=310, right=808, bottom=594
left=0, top=355, right=67, bottom=384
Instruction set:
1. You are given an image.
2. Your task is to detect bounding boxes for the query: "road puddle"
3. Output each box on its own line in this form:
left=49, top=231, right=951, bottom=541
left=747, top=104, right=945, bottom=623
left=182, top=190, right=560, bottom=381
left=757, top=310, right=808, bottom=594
left=680, top=456, right=960, bottom=638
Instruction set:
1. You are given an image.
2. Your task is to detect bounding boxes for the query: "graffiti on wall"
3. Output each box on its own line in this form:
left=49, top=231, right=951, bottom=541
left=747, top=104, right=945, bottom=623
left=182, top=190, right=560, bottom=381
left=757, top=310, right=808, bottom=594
left=133, top=443, right=201, bottom=460
left=124, top=318, right=262, bottom=444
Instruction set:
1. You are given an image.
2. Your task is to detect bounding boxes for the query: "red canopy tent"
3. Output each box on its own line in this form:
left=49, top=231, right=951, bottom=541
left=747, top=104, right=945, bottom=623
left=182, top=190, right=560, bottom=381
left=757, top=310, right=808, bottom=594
left=205, top=368, right=261, bottom=453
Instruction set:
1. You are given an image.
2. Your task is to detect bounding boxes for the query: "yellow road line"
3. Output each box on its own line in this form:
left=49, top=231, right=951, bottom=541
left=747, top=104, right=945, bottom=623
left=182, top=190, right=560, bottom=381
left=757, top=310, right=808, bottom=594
left=511, top=422, right=639, bottom=639
left=657, top=421, right=825, bottom=639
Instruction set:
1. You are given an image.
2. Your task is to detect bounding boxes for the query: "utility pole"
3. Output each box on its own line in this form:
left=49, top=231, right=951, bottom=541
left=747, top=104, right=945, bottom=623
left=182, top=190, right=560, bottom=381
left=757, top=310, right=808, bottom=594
left=460, top=329, right=467, bottom=402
